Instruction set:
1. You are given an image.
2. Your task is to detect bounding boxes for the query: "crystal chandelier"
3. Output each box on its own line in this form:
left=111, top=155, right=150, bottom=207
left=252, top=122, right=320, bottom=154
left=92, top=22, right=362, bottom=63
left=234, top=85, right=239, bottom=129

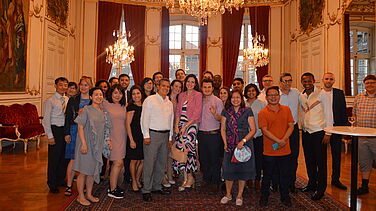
left=166, top=0, right=244, bottom=25
left=106, top=9, right=135, bottom=66
left=243, top=32, right=269, bottom=67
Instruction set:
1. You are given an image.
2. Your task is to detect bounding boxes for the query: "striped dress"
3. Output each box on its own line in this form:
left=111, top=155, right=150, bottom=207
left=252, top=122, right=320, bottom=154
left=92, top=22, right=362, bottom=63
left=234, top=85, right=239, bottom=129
left=173, top=100, right=198, bottom=173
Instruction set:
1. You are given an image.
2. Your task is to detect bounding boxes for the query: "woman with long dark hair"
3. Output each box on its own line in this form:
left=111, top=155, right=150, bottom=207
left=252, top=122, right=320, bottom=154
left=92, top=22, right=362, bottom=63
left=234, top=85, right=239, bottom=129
left=103, top=84, right=127, bottom=198
left=125, top=85, right=146, bottom=192
left=140, top=77, right=155, bottom=97
left=173, top=74, right=202, bottom=191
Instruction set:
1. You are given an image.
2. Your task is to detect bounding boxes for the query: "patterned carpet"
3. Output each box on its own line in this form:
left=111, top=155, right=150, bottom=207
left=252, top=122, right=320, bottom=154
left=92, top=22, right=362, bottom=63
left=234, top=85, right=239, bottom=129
left=64, top=176, right=348, bottom=211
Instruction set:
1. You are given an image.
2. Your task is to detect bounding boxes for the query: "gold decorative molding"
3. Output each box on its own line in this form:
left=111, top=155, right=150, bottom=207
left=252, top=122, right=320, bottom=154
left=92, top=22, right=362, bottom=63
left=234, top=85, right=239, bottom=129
left=68, top=24, right=76, bottom=38
left=146, top=35, right=160, bottom=45
left=146, top=7, right=162, bottom=12
left=26, top=88, right=40, bottom=96
left=346, top=0, right=375, bottom=14
left=29, top=0, right=43, bottom=22
left=208, top=36, right=222, bottom=48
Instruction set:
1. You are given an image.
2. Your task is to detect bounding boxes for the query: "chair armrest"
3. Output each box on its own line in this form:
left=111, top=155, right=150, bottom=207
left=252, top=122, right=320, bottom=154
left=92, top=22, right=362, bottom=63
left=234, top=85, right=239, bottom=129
left=0, top=124, right=17, bottom=128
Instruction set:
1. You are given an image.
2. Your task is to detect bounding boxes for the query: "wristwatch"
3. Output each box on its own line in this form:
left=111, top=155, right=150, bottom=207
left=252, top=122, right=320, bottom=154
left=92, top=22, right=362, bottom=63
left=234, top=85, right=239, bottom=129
left=242, top=138, right=247, bottom=143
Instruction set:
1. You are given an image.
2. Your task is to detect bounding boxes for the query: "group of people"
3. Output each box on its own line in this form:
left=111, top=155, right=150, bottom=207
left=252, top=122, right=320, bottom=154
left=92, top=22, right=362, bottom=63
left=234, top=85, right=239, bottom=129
left=42, top=68, right=376, bottom=207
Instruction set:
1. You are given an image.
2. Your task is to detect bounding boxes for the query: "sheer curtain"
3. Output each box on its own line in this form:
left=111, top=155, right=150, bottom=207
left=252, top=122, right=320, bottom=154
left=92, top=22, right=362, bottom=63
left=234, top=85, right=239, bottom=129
left=96, top=2, right=122, bottom=81
left=222, top=8, right=245, bottom=87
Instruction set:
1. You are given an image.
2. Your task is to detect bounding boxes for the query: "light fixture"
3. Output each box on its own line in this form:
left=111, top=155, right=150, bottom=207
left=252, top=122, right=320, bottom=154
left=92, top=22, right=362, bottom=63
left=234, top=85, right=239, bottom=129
left=243, top=32, right=269, bottom=67
left=106, top=8, right=135, bottom=68
left=166, top=0, right=245, bottom=25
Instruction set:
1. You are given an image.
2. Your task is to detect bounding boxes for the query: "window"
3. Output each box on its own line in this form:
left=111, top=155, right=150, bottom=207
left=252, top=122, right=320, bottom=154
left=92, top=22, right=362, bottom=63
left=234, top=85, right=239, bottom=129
left=349, top=27, right=372, bottom=95
left=108, top=63, right=135, bottom=89
left=169, top=21, right=200, bottom=80
left=235, top=18, right=259, bottom=88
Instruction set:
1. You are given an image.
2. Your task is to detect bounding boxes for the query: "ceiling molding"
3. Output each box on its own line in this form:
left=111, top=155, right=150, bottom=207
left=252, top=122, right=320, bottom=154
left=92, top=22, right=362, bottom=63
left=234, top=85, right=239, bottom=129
left=101, top=0, right=285, bottom=7
left=347, top=0, right=375, bottom=14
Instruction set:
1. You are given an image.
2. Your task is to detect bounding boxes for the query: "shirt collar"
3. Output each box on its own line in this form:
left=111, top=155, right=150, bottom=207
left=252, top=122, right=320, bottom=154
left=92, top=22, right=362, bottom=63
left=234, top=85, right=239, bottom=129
left=266, top=104, right=281, bottom=112
left=156, top=93, right=168, bottom=102
left=54, top=92, right=64, bottom=100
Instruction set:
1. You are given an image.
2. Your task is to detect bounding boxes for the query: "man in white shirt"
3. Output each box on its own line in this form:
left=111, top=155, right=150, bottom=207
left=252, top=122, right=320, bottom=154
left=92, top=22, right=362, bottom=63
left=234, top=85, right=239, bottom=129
left=42, top=77, right=69, bottom=194
left=279, top=73, right=301, bottom=193
left=258, top=75, right=274, bottom=102
left=141, top=78, right=174, bottom=202
left=299, top=72, right=332, bottom=201
left=321, top=72, right=348, bottom=190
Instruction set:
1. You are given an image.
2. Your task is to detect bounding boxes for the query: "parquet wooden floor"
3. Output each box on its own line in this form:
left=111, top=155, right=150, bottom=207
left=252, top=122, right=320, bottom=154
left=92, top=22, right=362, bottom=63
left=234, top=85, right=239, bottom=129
left=0, top=136, right=375, bottom=210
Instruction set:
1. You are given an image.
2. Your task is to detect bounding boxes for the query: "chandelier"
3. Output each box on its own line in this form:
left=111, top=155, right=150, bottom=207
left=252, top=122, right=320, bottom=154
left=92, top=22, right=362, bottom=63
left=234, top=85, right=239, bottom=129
left=106, top=9, right=135, bottom=66
left=243, top=32, right=269, bottom=67
left=166, top=0, right=244, bottom=25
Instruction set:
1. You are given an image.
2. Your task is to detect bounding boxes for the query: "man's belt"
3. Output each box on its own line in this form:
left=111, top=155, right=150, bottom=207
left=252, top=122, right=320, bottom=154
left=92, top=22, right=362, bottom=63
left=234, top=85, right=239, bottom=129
left=149, top=129, right=170, bottom=133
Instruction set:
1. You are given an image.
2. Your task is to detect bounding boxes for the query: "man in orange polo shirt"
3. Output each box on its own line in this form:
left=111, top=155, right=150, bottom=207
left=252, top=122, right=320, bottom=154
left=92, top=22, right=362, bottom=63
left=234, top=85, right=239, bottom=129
left=258, top=86, right=295, bottom=207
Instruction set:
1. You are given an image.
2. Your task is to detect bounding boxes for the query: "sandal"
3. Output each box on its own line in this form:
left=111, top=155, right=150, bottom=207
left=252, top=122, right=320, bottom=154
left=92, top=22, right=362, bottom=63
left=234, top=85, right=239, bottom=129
left=64, top=186, right=73, bottom=196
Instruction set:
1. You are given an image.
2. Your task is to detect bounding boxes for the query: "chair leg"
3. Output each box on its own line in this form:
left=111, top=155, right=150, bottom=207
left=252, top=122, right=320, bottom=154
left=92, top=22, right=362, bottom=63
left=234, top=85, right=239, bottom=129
left=37, top=136, right=40, bottom=149
left=24, top=140, right=27, bottom=155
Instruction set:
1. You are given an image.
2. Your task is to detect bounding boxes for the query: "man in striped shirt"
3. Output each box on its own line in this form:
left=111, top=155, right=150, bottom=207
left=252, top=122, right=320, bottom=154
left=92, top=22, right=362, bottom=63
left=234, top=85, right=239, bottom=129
left=353, top=74, right=376, bottom=195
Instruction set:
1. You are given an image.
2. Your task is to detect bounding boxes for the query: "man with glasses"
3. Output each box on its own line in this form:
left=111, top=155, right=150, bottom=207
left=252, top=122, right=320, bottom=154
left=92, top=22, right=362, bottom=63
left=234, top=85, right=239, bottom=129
left=279, top=73, right=301, bottom=193
left=353, top=75, right=376, bottom=195
left=259, top=86, right=295, bottom=207
left=299, top=72, right=331, bottom=200
left=321, top=72, right=348, bottom=190
left=259, top=75, right=274, bottom=102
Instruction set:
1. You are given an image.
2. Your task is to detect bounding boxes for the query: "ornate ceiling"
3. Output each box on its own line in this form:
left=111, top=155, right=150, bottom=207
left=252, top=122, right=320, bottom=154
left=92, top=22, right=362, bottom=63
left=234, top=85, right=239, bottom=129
left=118, top=0, right=285, bottom=6
left=347, top=0, right=375, bottom=14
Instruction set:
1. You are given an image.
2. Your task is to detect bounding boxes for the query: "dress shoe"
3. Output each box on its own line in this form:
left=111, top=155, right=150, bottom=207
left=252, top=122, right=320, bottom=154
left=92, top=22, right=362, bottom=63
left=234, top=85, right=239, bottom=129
left=311, top=191, right=325, bottom=200
left=300, top=186, right=315, bottom=192
left=142, top=193, right=152, bottom=202
left=259, top=195, right=268, bottom=207
left=331, top=181, right=347, bottom=190
left=49, top=187, right=59, bottom=194
left=151, top=189, right=171, bottom=195
left=281, top=197, right=292, bottom=207
left=357, top=186, right=369, bottom=195
left=270, top=184, right=279, bottom=193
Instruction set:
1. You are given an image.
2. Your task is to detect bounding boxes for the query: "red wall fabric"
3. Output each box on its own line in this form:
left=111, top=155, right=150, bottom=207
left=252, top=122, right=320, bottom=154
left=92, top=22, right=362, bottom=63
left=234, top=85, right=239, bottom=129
left=222, top=8, right=245, bottom=87
left=199, top=25, right=208, bottom=80
left=96, top=2, right=122, bottom=81
left=250, top=6, right=269, bottom=90
left=161, top=7, right=170, bottom=78
left=344, top=14, right=351, bottom=96
left=124, top=4, right=146, bottom=85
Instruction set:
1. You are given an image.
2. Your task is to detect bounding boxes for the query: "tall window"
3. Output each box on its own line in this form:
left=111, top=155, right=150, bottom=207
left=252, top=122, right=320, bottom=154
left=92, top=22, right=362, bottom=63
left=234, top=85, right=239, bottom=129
left=169, top=22, right=200, bottom=80
left=235, top=19, right=259, bottom=87
left=108, top=64, right=135, bottom=89
left=350, top=27, right=372, bottom=95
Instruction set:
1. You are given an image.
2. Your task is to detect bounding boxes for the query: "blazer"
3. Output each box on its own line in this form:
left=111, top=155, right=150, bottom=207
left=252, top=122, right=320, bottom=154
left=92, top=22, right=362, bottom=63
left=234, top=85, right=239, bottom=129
left=176, top=90, right=203, bottom=124
left=332, top=88, right=348, bottom=126
left=64, top=95, right=81, bottom=136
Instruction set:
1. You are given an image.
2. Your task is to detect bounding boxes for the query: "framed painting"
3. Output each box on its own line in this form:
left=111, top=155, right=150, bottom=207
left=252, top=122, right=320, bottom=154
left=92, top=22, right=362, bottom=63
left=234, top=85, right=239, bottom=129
left=299, top=0, right=325, bottom=33
left=0, top=0, right=29, bottom=92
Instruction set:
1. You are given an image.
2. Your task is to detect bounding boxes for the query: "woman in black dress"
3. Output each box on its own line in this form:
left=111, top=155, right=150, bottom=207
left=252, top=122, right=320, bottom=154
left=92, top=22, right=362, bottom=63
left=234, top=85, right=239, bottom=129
left=126, top=85, right=145, bottom=192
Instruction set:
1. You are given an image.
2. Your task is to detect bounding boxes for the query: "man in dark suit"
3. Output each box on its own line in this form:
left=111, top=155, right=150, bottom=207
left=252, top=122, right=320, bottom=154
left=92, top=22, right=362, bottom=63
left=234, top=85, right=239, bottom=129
left=321, top=72, right=347, bottom=190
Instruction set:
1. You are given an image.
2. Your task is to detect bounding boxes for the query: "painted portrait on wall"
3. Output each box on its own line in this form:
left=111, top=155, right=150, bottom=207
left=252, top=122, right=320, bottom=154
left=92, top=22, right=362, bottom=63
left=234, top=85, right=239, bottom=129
left=0, top=0, right=28, bottom=92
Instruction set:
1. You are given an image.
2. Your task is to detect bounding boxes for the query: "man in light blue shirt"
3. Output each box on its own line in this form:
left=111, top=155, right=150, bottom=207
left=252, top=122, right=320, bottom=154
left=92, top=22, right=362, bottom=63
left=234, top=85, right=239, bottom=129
left=279, top=73, right=300, bottom=193
left=42, top=77, right=69, bottom=194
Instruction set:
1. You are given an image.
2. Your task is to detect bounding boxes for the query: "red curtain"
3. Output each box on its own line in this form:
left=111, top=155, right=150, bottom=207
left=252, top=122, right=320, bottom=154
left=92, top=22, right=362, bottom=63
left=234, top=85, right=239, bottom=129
left=199, top=25, right=208, bottom=80
left=124, top=4, right=146, bottom=85
left=344, top=14, right=351, bottom=96
left=161, top=7, right=170, bottom=78
left=222, top=8, right=245, bottom=87
left=96, top=2, right=122, bottom=81
left=250, top=6, right=269, bottom=90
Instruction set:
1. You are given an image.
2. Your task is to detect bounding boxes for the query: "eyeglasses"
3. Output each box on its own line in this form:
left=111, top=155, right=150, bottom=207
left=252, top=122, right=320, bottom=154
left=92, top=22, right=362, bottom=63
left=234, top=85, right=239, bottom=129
left=267, top=94, right=279, bottom=97
left=365, top=81, right=376, bottom=85
left=263, top=80, right=273, bottom=83
left=281, top=79, right=292, bottom=83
